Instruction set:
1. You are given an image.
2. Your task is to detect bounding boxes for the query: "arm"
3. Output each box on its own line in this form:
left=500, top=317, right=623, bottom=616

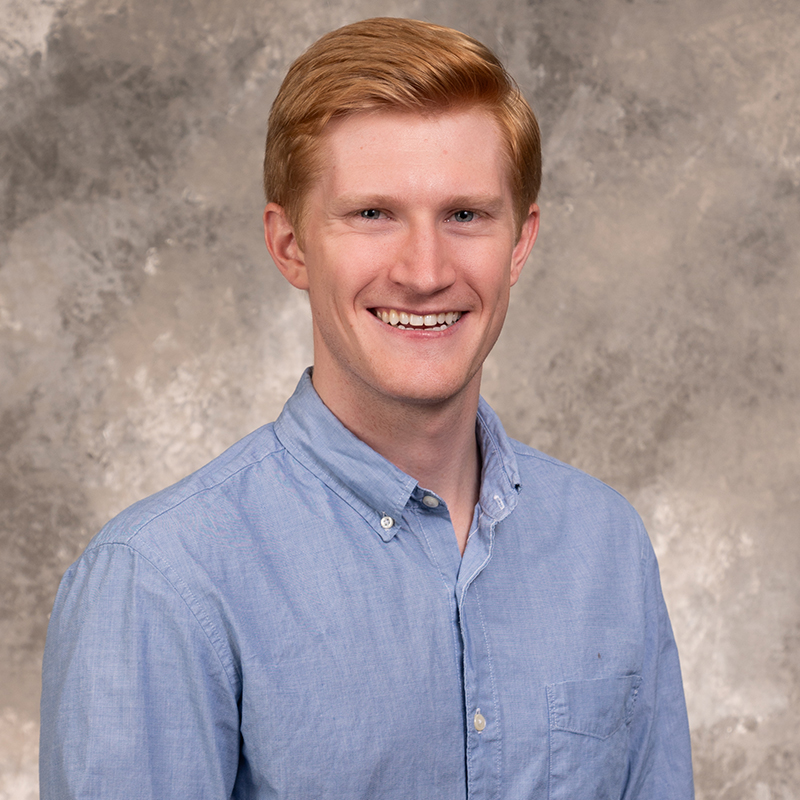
left=624, top=536, right=694, bottom=798
left=40, top=542, right=241, bottom=799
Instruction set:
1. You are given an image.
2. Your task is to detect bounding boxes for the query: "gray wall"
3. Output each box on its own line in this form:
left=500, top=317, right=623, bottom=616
left=1, top=0, right=798, bottom=796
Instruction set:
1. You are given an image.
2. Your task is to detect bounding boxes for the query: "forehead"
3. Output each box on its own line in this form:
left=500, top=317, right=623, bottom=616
left=312, top=108, right=513, bottom=199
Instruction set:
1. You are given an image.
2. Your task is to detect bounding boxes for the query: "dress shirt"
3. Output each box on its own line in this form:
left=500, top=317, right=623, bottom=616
left=41, top=368, right=694, bottom=799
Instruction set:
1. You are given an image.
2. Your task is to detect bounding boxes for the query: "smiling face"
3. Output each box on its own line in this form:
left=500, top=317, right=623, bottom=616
left=265, top=108, right=539, bottom=421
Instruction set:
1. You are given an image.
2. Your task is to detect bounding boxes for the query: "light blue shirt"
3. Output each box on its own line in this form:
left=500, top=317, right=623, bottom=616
left=41, top=369, right=693, bottom=798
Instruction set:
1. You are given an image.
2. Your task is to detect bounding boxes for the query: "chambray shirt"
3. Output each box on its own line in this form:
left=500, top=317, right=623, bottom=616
left=41, top=369, right=693, bottom=799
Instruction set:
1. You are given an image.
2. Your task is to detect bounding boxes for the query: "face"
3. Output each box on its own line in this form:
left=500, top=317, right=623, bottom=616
left=265, top=108, right=539, bottom=416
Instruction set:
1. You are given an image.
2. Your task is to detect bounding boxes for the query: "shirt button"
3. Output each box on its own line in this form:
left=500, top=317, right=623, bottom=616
left=422, top=495, right=439, bottom=508
left=380, top=515, right=394, bottom=529
left=473, top=709, right=486, bottom=732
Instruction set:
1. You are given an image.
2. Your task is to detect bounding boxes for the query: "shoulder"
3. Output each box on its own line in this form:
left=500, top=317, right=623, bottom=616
left=51, top=423, right=295, bottom=688
left=512, top=438, right=636, bottom=507
left=88, top=422, right=287, bottom=554
left=507, top=438, right=648, bottom=552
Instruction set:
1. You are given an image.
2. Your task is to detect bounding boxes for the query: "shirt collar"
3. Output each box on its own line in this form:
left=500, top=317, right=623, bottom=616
left=274, top=369, right=521, bottom=540
left=475, top=396, right=522, bottom=522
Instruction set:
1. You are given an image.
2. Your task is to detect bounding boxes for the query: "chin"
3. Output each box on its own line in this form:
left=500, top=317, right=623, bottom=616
left=373, top=372, right=477, bottom=408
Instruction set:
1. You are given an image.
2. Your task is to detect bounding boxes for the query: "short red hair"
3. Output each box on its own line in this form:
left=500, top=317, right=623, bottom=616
left=264, top=17, right=541, bottom=239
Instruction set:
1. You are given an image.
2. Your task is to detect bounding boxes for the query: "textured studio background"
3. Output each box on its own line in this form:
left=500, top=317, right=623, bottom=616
left=1, top=0, right=799, bottom=797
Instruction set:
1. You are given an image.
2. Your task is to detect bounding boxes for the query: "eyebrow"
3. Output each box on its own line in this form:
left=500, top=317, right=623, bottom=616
left=332, top=193, right=508, bottom=215
left=445, top=195, right=508, bottom=215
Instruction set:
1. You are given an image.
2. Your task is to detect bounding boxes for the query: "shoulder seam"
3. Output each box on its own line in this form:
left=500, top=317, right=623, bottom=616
left=104, top=439, right=287, bottom=546
left=90, top=541, right=241, bottom=694
left=510, top=442, right=641, bottom=508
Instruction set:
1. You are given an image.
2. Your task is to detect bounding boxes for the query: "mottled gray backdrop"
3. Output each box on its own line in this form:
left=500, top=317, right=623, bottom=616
left=1, top=0, right=798, bottom=796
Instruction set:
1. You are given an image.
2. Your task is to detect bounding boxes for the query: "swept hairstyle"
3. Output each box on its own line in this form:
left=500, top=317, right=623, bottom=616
left=263, top=17, right=541, bottom=239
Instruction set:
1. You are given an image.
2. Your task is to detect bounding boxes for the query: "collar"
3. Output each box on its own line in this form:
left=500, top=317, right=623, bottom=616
left=274, top=369, right=521, bottom=541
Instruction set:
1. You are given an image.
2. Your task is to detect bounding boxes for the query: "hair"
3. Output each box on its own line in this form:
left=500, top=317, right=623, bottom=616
left=263, top=17, right=541, bottom=239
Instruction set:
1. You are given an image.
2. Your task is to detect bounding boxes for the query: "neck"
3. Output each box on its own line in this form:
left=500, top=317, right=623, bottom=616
left=313, top=369, right=483, bottom=555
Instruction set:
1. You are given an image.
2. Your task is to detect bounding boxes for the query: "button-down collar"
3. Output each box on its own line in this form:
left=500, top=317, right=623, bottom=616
left=273, top=369, right=521, bottom=542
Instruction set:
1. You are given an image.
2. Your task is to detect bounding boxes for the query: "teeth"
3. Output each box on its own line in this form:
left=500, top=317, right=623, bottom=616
left=375, top=309, right=462, bottom=330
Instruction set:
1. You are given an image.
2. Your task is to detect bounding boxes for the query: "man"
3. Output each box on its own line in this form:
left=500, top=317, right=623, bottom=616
left=40, top=17, right=694, bottom=799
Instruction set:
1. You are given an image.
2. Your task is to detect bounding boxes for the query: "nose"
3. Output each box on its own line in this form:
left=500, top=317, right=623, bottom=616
left=387, top=220, right=456, bottom=295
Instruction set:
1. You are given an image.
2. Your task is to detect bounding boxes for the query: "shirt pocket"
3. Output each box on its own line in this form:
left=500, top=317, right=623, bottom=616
left=546, top=675, right=642, bottom=800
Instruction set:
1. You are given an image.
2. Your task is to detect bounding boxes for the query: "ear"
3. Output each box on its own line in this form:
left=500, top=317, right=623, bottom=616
left=263, top=203, right=309, bottom=290
left=509, top=203, right=540, bottom=287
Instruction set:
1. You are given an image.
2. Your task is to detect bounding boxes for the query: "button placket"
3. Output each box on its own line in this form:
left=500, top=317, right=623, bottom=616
left=458, top=518, right=502, bottom=799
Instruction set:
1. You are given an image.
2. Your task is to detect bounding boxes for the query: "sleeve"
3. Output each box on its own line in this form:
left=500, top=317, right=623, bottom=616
left=40, top=542, right=241, bottom=800
left=623, top=533, right=695, bottom=798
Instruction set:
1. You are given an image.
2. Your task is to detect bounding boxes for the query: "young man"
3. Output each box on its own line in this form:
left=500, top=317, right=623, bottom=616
left=41, top=18, right=694, bottom=799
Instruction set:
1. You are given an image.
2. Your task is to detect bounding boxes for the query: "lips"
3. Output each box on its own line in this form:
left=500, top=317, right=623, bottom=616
left=372, top=309, right=463, bottom=331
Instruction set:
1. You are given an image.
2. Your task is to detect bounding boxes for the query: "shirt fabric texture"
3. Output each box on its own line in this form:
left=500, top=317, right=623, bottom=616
left=40, top=369, right=694, bottom=799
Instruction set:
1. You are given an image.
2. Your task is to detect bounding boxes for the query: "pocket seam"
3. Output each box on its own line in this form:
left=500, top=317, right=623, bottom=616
left=546, top=675, right=642, bottom=741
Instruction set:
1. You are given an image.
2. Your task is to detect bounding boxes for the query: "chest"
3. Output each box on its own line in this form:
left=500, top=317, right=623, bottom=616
left=213, top=505, right=644, bottom=799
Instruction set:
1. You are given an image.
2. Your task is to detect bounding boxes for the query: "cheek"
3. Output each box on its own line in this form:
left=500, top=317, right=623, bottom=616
left=467, top=254, right=515, bottom=300
left=310, top=241, right=380, bottom=287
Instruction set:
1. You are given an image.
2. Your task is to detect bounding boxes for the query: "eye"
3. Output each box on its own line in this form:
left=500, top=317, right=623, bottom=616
left=450, top=210, right=476, bottom=223
left=359, top=209, right=383, bottom=220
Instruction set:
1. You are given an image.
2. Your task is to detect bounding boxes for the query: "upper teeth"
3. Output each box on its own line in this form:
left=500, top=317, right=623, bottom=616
left=377, top=310, right=462, bottom=329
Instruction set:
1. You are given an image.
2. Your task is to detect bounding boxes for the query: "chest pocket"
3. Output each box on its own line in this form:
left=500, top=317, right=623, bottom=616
left=547, top=675, right=642, bottom=799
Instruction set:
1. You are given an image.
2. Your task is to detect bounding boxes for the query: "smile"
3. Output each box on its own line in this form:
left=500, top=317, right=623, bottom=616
left=372, top=309, right=463, bottom=331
